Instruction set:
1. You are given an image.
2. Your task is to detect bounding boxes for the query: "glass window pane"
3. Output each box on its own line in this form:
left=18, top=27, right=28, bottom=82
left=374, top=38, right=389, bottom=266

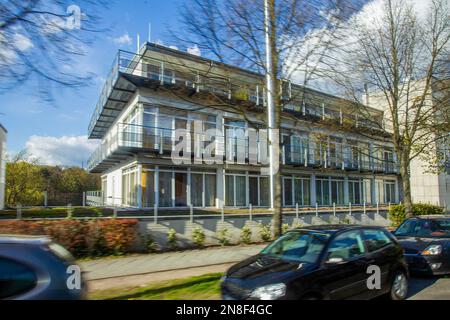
left=159, top=171, right=172, bottom=207
left=249, top=177, right=259, bottom=206
left=225, top=175, right=234, bottom=206
left=260, top=177, right=269, bottom=207
left=294, top=179, right=303, bottom=205
left=143, top=171, right=154, bottom=207
left=175, top=173, right=187, bottom=207
left=235, top=176, right=246, bottom=207
left=205, top=174, right=216, bottom=207
left=191, top=174, right=203, bottom=207
left=303, top=179, right=310, bottom=205
left=284, top=178, right=293, bottom=206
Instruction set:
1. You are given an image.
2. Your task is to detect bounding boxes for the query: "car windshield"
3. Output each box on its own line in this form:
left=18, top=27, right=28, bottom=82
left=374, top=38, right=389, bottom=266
left=261, top=230, right=331, bottom=263
left=396, top=219, right=450, bottom=238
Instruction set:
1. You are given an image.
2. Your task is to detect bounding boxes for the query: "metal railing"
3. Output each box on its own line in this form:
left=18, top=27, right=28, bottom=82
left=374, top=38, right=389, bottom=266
left=88, top=123, right=400, bottom=173
left=88, top=49, right=385, bottom=138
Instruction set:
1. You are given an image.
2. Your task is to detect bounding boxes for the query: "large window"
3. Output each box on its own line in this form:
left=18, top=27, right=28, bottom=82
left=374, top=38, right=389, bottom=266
left=348, top=179, right=362, bottom=204
left=122, top=166, right=138, bottom=207
left=384, top=181, right=396, bottom=204
left=316, top=177, right=330, bottom=205
left=331, top=178, right=345, bottom=205
left=142, top=167, right=216, bottom=208
left=283, top=176, right=310, bottom=206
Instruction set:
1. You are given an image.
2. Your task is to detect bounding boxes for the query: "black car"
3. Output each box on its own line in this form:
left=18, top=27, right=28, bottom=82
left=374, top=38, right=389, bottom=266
left=0, top=235, right=86, bottom=300
left=393, top=215, right=450, bottom=275
left=221, top=225, right=409, bottom=300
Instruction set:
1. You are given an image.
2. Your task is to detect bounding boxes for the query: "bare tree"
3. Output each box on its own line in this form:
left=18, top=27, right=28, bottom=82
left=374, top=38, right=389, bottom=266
left=168, top=0, right=358, bottom=236
left=319, top=0, right=450, bottom=217
left=0, top=0, right=109, bottom=101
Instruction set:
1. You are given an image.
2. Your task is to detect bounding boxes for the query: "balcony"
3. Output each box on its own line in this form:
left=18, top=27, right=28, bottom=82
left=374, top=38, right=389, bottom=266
left=88, top=48, right=266, bottom=139
left=281, top=143, right=399, bottom=174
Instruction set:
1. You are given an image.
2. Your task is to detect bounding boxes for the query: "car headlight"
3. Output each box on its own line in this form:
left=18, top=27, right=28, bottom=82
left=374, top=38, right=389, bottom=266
left=250, top=283, right=286, bottom=300
left=422, top=244, right=442, bottom=256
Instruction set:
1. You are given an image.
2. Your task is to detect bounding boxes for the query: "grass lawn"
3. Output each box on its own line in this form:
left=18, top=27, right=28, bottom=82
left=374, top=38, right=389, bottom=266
left=89, top=273, right=223, bottom=300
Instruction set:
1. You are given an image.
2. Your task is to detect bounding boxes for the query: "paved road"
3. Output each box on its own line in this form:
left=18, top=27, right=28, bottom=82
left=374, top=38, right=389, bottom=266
left=408, top=277, right=450, bottom=300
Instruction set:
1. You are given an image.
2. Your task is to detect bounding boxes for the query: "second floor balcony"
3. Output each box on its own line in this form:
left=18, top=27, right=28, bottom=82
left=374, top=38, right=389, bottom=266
left=87, top=123, right=399, bottom=175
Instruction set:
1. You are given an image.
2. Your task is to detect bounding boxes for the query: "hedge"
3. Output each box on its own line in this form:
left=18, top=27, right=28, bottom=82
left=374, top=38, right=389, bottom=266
left=388, top=203, right=445, bottom=227
left=0, top=219, right=139, bottom=258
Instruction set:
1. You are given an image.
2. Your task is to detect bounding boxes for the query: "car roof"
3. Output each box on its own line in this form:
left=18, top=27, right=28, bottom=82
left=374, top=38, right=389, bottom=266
left=294, top=224, right=381, bottom=234
left=411, top=215, right=450, bottom=220
left=0, top=234, right=51, bottom=245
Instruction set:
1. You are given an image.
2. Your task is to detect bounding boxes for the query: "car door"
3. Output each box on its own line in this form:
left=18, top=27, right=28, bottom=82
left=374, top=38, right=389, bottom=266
left=319, top=230, right=369, bottom=300
left=361, top=228, right=398, bottom=299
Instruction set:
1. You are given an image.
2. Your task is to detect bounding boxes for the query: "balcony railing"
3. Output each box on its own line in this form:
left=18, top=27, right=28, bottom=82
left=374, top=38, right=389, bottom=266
left=88, top=123, right=400, bottom=174
left=88, top=48, right=385, bottom=138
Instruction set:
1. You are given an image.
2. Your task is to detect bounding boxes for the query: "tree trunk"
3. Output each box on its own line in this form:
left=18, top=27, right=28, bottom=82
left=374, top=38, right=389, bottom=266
left=399, top=154, right=413, bottom=218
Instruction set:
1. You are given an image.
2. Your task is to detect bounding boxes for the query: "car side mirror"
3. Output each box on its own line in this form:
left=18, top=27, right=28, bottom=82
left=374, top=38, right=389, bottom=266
left=326, top=257, right=345, bottom=264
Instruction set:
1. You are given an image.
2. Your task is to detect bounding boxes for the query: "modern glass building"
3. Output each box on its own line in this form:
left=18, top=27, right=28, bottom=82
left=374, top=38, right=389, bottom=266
left=87, top=43, right=400, bottom=209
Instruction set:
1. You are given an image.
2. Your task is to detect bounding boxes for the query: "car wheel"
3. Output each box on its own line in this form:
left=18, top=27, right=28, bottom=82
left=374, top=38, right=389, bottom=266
left=389, top=270, right=408, bottom=300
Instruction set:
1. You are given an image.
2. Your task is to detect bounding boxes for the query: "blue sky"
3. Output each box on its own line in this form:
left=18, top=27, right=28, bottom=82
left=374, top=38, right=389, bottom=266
left=1, top=0, right=183, bottom=166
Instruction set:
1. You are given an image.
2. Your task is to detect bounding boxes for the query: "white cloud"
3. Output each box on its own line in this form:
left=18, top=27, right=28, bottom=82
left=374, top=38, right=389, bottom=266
left=187, top=44, right=201, bottom=56
left=25, top=135, right=99, bottom=167
left=13, top=33, right=33, bottom=51
left=112, top=33, right=133, bottom=46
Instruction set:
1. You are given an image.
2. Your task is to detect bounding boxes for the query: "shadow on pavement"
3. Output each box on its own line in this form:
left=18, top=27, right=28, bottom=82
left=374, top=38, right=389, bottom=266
left=407, top=276, right=440, bottom=299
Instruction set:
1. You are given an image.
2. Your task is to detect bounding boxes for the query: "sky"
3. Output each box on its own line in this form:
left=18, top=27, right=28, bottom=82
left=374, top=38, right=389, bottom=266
left=0, top=0, right=443, bottom=167
left=1, top=0, right=183, bottom=167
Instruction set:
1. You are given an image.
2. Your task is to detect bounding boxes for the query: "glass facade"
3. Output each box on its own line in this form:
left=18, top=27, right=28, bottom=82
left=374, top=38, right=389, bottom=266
left=115, top=166, right=397, bottom=208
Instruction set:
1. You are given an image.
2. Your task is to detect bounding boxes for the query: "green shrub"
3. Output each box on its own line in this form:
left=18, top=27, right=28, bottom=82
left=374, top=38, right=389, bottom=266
left=389, top=203, right=445, bottom=227
left=292, top=222, right=303, bottom=229
left=167, top=228, right=177, bottom=249
left=192, top=227, right=206, bottom=247
left=282, top=223, right=290, bottom=234
left=259, top=223, right=272, bottom=242
left=217, top=228, right=230, bottom=246
left=140, top=232, right=156, bottom=253
left=240, top=226, right=252, bottom=244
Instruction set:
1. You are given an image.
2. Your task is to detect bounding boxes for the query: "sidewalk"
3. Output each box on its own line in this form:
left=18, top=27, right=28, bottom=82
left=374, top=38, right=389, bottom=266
left=80, top=244, right=266, bottom=281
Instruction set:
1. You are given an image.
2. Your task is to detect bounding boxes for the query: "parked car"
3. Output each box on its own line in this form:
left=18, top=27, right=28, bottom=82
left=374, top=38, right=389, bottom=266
left=0, top=235, right=86, bottom=300
left=393, top=215, right=450, bottom=275
left=221, top=225, right=409, bottom=300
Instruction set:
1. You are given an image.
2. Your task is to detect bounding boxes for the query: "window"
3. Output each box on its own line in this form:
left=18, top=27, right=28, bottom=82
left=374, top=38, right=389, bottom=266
left=395, top=220, right=419, bottom=237
left=261, top=231, right=330, bottom=263
left=142, top=171, right=155, bottom=207
left=283, top=177, right=293, bottom=206
left=225, top=174, right=247, bottom=207
left=331, top=178, right=344, bottom=205
left=122, top=167, right=138, bottom=207
left=316, top=178, right=330, bottom=205
left=327, top=231, right=365, bottom=261
left=159, top=171, right=172, bottom=207
left=0, top=258, right=37, bottom=299
left=362, top=229, right=392, bottom=252
left=349, top=179, right=362, bottom=204
left=384, top=181, right=396, bottom=204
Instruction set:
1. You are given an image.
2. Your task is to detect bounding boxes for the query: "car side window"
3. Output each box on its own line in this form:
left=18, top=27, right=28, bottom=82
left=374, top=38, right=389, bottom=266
left=0, top=257, right=37, bottom=299
left=362, top=229, right=392, bottom=252
left=395, top=220, right=418, bottom=236
left=327, top=231, right=365, bottom=261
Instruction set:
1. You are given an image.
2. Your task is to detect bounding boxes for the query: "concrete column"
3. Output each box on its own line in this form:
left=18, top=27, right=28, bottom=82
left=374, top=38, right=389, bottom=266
left=155, top=167, right=159, bottom=207
left=310, top=173, right=317, bottom=205
left=216, top=167, right=224, bottom=209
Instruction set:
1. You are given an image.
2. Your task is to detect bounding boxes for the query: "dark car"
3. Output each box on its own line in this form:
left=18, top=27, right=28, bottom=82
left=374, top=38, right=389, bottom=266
left=0, top=235, right=86, bottom=300
left=221, top=225, right=409, bottom=300
left=393, top=215, right=450, bottom=275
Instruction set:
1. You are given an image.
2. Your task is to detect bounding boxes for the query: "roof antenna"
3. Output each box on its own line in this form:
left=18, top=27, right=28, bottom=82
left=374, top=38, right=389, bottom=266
left=148, top=22, right=151, bottom=43
left=136, top=33, right=140, bottom=53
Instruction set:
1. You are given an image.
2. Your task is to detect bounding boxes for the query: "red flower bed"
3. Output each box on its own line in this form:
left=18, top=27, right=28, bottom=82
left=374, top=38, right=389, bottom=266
left=0, top=219, right=139, bottom=258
